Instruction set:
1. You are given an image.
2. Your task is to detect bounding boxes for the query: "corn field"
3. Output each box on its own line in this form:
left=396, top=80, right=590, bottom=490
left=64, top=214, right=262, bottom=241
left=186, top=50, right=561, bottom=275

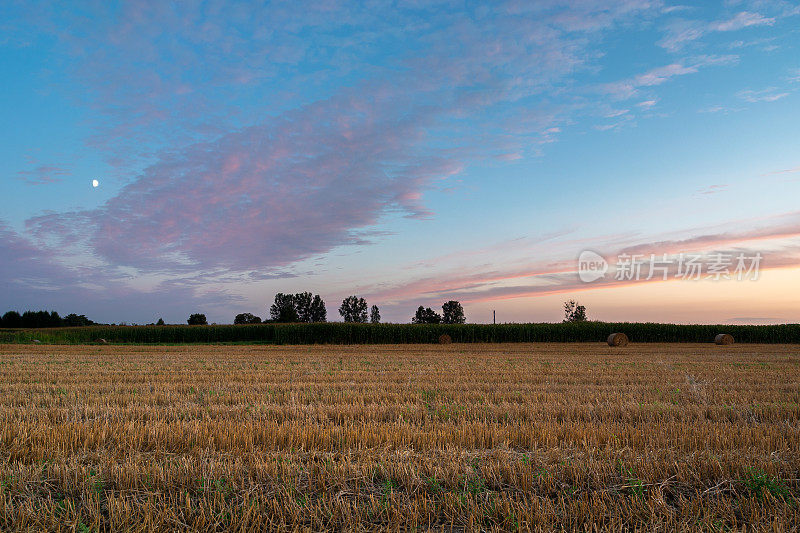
left=1, top=321, right=799, bottom=345
left=0, top=342, right=798, bottom=531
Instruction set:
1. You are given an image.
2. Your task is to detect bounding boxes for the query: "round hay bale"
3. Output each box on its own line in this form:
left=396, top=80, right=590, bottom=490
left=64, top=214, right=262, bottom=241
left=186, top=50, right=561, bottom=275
left=607, top=333, right=629, bottom=347
left=96, top=338, right=108, bottom=345
left=714, top=333, right=734, bottom=345
left=438, top=334, right=452, bottom=345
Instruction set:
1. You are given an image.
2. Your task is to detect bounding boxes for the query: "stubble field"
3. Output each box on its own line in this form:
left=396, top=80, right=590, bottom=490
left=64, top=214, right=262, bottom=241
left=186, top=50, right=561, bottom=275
left=0, top=343, right=798, bottom=531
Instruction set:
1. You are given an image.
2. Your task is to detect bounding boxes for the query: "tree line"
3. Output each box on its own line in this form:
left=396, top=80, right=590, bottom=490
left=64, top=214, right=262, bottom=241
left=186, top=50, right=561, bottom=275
left=0, top=310, right=95, bottom=329
left=188, top=294, right=466, bottom=326
left=1, top=298, right=586, bottom=328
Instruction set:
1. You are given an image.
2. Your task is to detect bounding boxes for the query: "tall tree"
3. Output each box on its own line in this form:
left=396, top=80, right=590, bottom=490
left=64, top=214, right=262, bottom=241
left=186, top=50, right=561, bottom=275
left=21, top=310, right=62, bottom=328
left=309, top=295, right=327, bottom=322
left=270, top=293, right=299, bottom=322
left=294, top=292, right=314, bottom=322
left=339, top=296, right=368, bottom=323
left=563, top=300, right=587, bottom=322
left=1, top=311, right=21, bottom=328
left=441, top=301, right=465, bottom=324
left=412, top=306, right=441, bottom=324
left=370, top=305, right=381, bottom=324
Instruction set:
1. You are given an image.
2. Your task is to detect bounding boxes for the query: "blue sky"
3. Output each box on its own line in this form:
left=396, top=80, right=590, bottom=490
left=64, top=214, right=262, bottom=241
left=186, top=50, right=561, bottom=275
left=2, top=1, right=800, bottom=324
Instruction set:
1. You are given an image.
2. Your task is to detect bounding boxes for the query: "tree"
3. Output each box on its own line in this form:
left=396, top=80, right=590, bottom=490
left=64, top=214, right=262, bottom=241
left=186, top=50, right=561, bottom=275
left=441, top=301, right=465, bottom=324
left=63, top=313, right=95, bottom=327
left=294, top=292, right=314, bottom=322
left=370, top=305, right=381, bottom=324
left=309, top=295, right=327, bottom=322
left=563, top=300, right=587, bottom=322
left=234, top=313, right=261, bottom=324
left=187, top=313, right=207, bottom=325
left=2, top=311, right=22, bottom=328
left=270, top=293, right=298, bottom=322
left=156, top=318, right=165, bottom=326
left=339, top=296, right=368, bottom=323
left=21, top=310, right=62, bottom=328
left=412, top=306, right=441, bottom=324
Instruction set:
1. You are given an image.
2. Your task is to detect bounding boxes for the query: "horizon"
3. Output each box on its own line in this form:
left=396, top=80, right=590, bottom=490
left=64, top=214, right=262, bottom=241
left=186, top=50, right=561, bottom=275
left=3, top=2, right=800, bottom=325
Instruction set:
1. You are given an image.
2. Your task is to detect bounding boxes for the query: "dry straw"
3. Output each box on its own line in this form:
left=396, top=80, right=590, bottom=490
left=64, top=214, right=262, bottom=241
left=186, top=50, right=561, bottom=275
left=607, top=332, right=629, bottom=347
left=1, top=343, right=798, bottom=530
left=715, top=333, right=734, bottom=345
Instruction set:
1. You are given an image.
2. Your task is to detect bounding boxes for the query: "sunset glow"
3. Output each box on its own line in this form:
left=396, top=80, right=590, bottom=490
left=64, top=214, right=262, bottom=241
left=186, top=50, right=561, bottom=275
left=2, top=2, right=799, bottom=324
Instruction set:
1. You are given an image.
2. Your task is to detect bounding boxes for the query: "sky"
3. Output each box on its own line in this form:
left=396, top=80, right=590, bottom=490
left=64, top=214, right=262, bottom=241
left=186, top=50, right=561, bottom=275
left=2, top=0, right=800, bottom=325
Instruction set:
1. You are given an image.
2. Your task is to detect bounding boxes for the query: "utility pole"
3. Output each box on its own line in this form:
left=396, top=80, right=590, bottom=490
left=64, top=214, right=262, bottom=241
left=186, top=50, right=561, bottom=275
left=493, top=310, right=496, bottom=324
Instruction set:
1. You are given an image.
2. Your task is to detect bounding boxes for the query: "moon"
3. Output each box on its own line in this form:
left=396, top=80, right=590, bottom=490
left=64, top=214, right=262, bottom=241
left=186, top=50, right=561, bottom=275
left=92, top=179, right=99, bottom=188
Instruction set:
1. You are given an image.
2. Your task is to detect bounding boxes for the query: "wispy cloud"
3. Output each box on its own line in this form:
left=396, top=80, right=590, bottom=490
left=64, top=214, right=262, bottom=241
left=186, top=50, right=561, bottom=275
left=602, top=56, right=736, bottom=100
left=28, top=85, right=463, bottom=273
left=738, top=88, right=790, bottom=102
left=20, top=0, right=665, bottom=279
left=659, top=11, right=775, bottom=52
left=711, top=11, right=775, bottom=32
left=695, top=184, right=728, bottom=196
left=362, top=212, right=800, bottom=307
left=16, top=164, right=69, bottom=185
left=636, top=99, right=658, bottom=109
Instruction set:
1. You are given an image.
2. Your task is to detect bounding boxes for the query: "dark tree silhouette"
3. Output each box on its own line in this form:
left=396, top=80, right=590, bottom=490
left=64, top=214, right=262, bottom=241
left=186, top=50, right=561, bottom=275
left=441, top=301, right=465, bottom=324
left=563, top=300, right=587, bottom=322
left=156, top=318, right=165, bottom=326
left=63, top=313, right=95, bottom=327
left=294, top=292, right=314, bottom=322
left=339, top=296, right=368, bottom=323
left=187, top=313, right=207, bottom=325
left=1, top=310, right=99, bottom=328
left=270, top=293, right=298, bottom=322
left=234, top=313, right=261, bottom=324
left=370, top=305, right=381, bottom=324
left=2, top=311, right=22, bottom=328
left=309, top=295, right=327, bottom=322
left=21, top=311, right=62, bottom=328
left=412, top=306, right=441, bottom=324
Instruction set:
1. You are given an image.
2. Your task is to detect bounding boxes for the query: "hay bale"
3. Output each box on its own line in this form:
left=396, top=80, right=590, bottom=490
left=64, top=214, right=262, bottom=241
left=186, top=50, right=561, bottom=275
left=714, top=333, right=734, bottom=345
left=439, top=334, right=452, bottom=345
left=607, top=333, right=629, bottom=347
left=96, top=338, right=108, bottom=345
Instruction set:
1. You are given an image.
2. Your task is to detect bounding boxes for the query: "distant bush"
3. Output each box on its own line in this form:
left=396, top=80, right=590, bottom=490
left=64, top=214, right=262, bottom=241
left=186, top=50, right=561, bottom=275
left=187, top=314, right=207, bottom=325
left=412, top=306, right=441, bottom=324
left=234, top=313, right=262, bottom=325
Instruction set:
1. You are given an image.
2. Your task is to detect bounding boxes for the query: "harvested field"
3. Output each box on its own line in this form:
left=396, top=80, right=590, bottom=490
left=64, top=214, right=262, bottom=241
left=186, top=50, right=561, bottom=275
left=0, top=343, right=799, bottom=531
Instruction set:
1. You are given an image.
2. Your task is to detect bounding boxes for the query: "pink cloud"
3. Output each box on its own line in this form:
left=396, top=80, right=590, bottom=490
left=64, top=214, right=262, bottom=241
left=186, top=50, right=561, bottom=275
left=20, top=0, right=666, bottom=279
left=361, top=213, right=800, bottom=308
left=27, top=85, right=462, bottom=272
left=16, top=164, right=70, bottom=185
